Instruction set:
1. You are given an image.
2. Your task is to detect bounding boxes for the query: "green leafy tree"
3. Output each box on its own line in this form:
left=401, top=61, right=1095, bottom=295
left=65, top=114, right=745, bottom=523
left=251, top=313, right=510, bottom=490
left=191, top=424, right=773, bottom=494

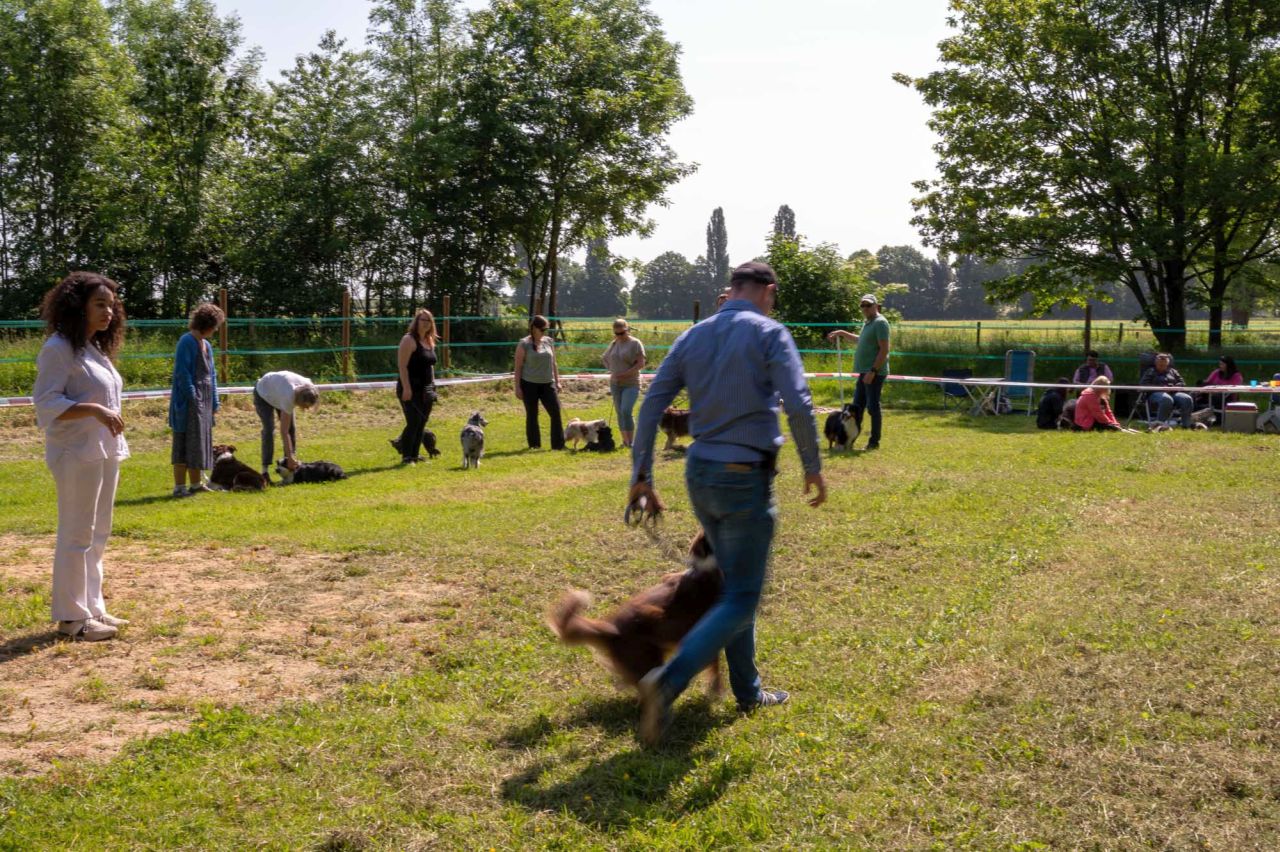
left=463, top=0, right=694, bottom=319
left=901, top=0, right=1280, bottom=350
left=632, top=250, right=698, bottom=319
left=230, top=32, right=380, bottom=315
left=873, top=244, right=937, bottom=318
left=112, top=0, right=258, bottom=316
left=558, top=238, right=627, bottom=317
left=0, top=0, right=130, bottom=315
left=767, top=233, right=872, bottom=340
left=772, top=204, right=796, bottom=239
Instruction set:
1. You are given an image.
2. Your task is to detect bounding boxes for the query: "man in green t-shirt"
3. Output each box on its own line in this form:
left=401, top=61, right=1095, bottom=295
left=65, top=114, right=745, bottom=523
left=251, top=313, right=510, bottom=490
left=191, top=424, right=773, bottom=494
left=826, top=294, right=891, bottom=449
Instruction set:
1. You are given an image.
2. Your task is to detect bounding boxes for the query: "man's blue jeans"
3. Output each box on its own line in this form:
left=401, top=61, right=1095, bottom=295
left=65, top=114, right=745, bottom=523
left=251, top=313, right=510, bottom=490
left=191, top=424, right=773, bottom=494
left=659, top=456, right=777, bottom=708
left=853, top=372, right=886, bottom=444
left=1150, top=390, right=1193, bottom=428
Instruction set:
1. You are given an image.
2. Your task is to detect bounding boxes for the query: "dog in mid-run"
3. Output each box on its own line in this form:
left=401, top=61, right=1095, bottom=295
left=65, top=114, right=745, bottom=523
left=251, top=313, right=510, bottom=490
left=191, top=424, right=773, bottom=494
left=563, top=417, right=609, bottom=450
left=210, top=445, right=268, bottom=491
left=274, top=459, right=346, bottom=484
left=823, top=404, right=859, bottom=450
left=421, top=427, right=440, bottom=458
left=460, top=411, right=488, bottom=469
left=659, top=407, right=691, bottom=450
left=548, top=531, right=724, bottom=697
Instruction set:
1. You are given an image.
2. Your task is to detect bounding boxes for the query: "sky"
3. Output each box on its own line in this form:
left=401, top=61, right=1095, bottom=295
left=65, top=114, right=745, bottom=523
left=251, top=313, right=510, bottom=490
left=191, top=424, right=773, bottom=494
left=212, top=0, right=954, bottom=268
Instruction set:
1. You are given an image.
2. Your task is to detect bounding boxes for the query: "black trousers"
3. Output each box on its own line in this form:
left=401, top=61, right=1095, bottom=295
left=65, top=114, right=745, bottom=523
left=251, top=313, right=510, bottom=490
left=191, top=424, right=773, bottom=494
left=396, top=385, right=434, bottom=459
left=520, top=379, right=564, bottom=449
left=253, top=389, right=296, bottom=471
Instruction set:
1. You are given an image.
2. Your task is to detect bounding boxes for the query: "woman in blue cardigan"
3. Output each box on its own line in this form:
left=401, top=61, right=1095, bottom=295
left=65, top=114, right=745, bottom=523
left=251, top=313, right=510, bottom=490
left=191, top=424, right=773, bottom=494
left=169, top=303, right=224, bottom=496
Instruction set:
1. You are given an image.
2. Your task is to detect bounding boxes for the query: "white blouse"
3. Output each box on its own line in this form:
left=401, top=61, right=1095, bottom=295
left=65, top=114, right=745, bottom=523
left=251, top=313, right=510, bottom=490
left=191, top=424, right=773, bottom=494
left=33, top=334, right=130, bottom=465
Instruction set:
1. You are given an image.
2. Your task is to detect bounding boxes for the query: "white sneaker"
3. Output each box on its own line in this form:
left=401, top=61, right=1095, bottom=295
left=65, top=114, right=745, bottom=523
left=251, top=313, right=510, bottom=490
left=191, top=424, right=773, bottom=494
left=57, top=618, right=117, bottom=641
left=97, top=612, right=130, bottom=627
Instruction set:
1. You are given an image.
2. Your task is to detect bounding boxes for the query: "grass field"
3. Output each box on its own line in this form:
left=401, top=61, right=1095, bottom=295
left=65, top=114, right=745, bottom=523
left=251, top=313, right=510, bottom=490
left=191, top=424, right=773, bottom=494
left=0, top=381, right=1278, bottom=849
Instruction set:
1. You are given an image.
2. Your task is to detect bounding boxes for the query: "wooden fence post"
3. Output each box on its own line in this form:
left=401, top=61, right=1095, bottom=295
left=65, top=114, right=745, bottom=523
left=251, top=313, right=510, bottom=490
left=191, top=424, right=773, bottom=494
left=1118, top=322, right=1124, bottom=344
left=442, top=295, right=452, bottom=372
left=693, top=300, right=701, bottom=323
left=1083, top=303, right=1093, bottom=355
left=218, top=287, right=229, bottom=382
left=342, top=288, right=352, bottom=380
left=975, top=321, right=982, bottom=348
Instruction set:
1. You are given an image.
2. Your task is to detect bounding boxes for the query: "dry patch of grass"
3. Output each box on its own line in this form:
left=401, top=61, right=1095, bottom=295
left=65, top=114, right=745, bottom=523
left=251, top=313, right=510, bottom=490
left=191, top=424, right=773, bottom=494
left=0, top=534, right=463, bottom=775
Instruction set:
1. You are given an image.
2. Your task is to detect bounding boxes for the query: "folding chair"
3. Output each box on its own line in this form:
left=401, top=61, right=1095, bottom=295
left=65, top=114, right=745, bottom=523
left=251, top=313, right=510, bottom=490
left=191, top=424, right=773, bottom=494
left=997, top=349, right=1036, bottom=415
left=940, top=368, right=975, bottom=410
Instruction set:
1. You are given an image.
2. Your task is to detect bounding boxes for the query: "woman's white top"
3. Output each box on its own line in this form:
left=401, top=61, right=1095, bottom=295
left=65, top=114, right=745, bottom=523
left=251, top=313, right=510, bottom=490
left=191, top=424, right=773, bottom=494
left=255, top=370, right=312, bottom=413
left=33, top=333, right=130, bottom=465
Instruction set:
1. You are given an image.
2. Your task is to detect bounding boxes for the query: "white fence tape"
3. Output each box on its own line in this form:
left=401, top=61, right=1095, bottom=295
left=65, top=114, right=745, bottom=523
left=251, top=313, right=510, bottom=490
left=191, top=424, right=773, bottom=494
left=2, top=370, right=1277, bottom=409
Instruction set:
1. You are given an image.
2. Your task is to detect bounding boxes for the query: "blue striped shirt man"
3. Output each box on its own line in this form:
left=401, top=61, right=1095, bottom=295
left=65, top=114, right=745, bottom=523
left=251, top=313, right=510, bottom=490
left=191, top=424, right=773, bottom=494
left=630, top=299, right=822, bottom=486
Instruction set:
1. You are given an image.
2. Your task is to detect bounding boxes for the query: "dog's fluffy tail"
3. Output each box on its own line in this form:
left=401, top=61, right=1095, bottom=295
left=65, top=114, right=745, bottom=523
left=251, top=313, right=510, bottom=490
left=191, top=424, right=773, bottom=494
left=548, top=591, right=619, bottom=645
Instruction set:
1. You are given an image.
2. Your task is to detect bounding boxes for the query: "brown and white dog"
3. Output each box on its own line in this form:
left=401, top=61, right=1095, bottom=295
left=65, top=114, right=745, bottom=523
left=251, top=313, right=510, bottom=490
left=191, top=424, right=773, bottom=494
left=210, top=444, right=268, bottom=491
left=563, top=417, right=609, bottom=450
left=548, top=531, right=723, bottom=697
left=659, top=407, right=691, bottom=450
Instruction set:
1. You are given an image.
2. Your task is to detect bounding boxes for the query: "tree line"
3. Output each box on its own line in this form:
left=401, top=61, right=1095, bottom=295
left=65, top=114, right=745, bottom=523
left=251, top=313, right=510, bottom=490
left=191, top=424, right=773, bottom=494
left=0, top=0, right=691, bottom=320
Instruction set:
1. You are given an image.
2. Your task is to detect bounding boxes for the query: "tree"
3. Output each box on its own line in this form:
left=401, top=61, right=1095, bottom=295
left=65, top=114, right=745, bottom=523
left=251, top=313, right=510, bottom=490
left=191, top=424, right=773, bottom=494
left=557, top=238, right=627, bottom=316
left=704, top=206, right=730, bottom=294
left=767, top=233, right=872, bottom=339
left=463, top=0, right=693, bottom=320
left=901, top=0, right=1280, bottom=350
left=632, top=250, right=699, bottom=319
left=873, top=245, right=937, bottom=318
left=772, top=204, right=795, bottom=239
left=0, top=0, right=130, bottom=315
left=230, top=32, right=380, bottom=315
left=112, top=0, right=258, bottom=316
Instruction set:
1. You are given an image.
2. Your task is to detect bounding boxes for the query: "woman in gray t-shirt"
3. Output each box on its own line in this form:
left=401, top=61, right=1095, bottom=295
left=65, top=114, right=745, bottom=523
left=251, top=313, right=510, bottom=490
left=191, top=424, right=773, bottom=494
left=513, top=315, right=564, bottom=449
left=601, top=318, right=645, bottom=447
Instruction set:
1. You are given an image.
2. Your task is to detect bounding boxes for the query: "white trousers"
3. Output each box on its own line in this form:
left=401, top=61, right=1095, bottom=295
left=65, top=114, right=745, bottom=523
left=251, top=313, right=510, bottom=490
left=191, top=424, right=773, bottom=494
left=49, top=454, right=120, bottom=622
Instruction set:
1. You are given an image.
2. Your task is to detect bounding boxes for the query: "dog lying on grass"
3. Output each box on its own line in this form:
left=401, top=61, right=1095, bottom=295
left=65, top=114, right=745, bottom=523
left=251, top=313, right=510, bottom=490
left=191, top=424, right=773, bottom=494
left=548, top=531, right=723, bottom=697
left=210, top=445, right=268, bottom=491
left=274, top=459, right=346, bottom=484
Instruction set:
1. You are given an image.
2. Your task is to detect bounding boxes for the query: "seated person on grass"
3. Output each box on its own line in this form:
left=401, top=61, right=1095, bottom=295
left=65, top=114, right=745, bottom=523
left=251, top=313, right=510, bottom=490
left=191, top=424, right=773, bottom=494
left=1139, top=353, right=1193, bottom=429
left=1074, top=377, right=1138, bottom=433
left=1073, top=350, right=1114, bottom=385
left=1036, top=377, right=1071, bottom=430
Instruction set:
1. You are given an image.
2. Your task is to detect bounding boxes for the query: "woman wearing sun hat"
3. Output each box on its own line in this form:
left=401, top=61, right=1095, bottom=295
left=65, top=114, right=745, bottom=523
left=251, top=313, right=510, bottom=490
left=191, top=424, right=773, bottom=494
left=602, top=318, right=646, bottom=447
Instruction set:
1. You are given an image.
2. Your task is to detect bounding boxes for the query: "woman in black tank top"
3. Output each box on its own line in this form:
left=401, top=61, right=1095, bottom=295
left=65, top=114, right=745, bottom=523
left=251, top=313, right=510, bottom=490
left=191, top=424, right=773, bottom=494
left=391, top=309, right=438, bottom=463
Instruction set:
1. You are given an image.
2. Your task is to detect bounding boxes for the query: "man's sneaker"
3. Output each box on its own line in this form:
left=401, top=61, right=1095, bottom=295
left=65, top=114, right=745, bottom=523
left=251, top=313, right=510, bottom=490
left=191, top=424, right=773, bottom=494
left=57, top=619, right=117, bottom=642
left=738, top=687, right=790, bottom=713
left=171, top=486, right=191, bottom=498
left=187, top=483, right=212, bottom=494
left=864, top=441, right=880, bottom=451
left=637, top=667, right=672, bottom=747
left=390, top=437, right=403, bottom=454
left=97, top=612, right=129, bottom=627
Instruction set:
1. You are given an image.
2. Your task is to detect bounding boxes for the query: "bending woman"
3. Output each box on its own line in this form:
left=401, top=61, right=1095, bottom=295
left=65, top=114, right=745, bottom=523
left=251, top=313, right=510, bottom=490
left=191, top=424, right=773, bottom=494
left=33, top=272, right=131, bottom=642
left=1074, top=377, right=1138, bottom=433
left=391, top=309, right=438, bottom=463
left=514, top=315, right=564, bottom=450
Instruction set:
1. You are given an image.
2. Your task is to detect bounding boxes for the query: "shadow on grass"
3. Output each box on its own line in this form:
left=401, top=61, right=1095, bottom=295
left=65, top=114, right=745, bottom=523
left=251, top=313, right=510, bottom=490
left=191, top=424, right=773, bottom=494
left=0, top=630, right=61, bottom=663
left=499, top=695, right=744, bottom=827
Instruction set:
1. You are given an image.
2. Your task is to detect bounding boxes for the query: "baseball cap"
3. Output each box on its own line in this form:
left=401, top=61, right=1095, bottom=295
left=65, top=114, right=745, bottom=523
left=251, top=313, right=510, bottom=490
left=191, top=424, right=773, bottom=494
left=859, top=294, right=878, bottom=306
left=729, top=261, right=777, bottom=285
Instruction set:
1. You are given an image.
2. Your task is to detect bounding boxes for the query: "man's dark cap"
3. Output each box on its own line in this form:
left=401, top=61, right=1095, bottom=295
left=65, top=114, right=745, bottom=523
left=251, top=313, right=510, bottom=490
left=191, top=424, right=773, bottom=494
left=730, top=261, right=777, bottom=286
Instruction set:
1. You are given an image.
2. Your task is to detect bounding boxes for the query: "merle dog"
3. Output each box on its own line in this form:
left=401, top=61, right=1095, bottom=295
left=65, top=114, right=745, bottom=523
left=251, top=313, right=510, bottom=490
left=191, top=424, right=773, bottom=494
left=460, top=411, right=487, bottom=470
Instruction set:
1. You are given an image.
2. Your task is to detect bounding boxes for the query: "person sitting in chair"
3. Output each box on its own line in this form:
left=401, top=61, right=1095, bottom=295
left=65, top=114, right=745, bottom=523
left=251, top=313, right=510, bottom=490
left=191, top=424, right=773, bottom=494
left=1073, top=350, right=1113, bottom=385
left=1139, top=353, right=1193, bottom=429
